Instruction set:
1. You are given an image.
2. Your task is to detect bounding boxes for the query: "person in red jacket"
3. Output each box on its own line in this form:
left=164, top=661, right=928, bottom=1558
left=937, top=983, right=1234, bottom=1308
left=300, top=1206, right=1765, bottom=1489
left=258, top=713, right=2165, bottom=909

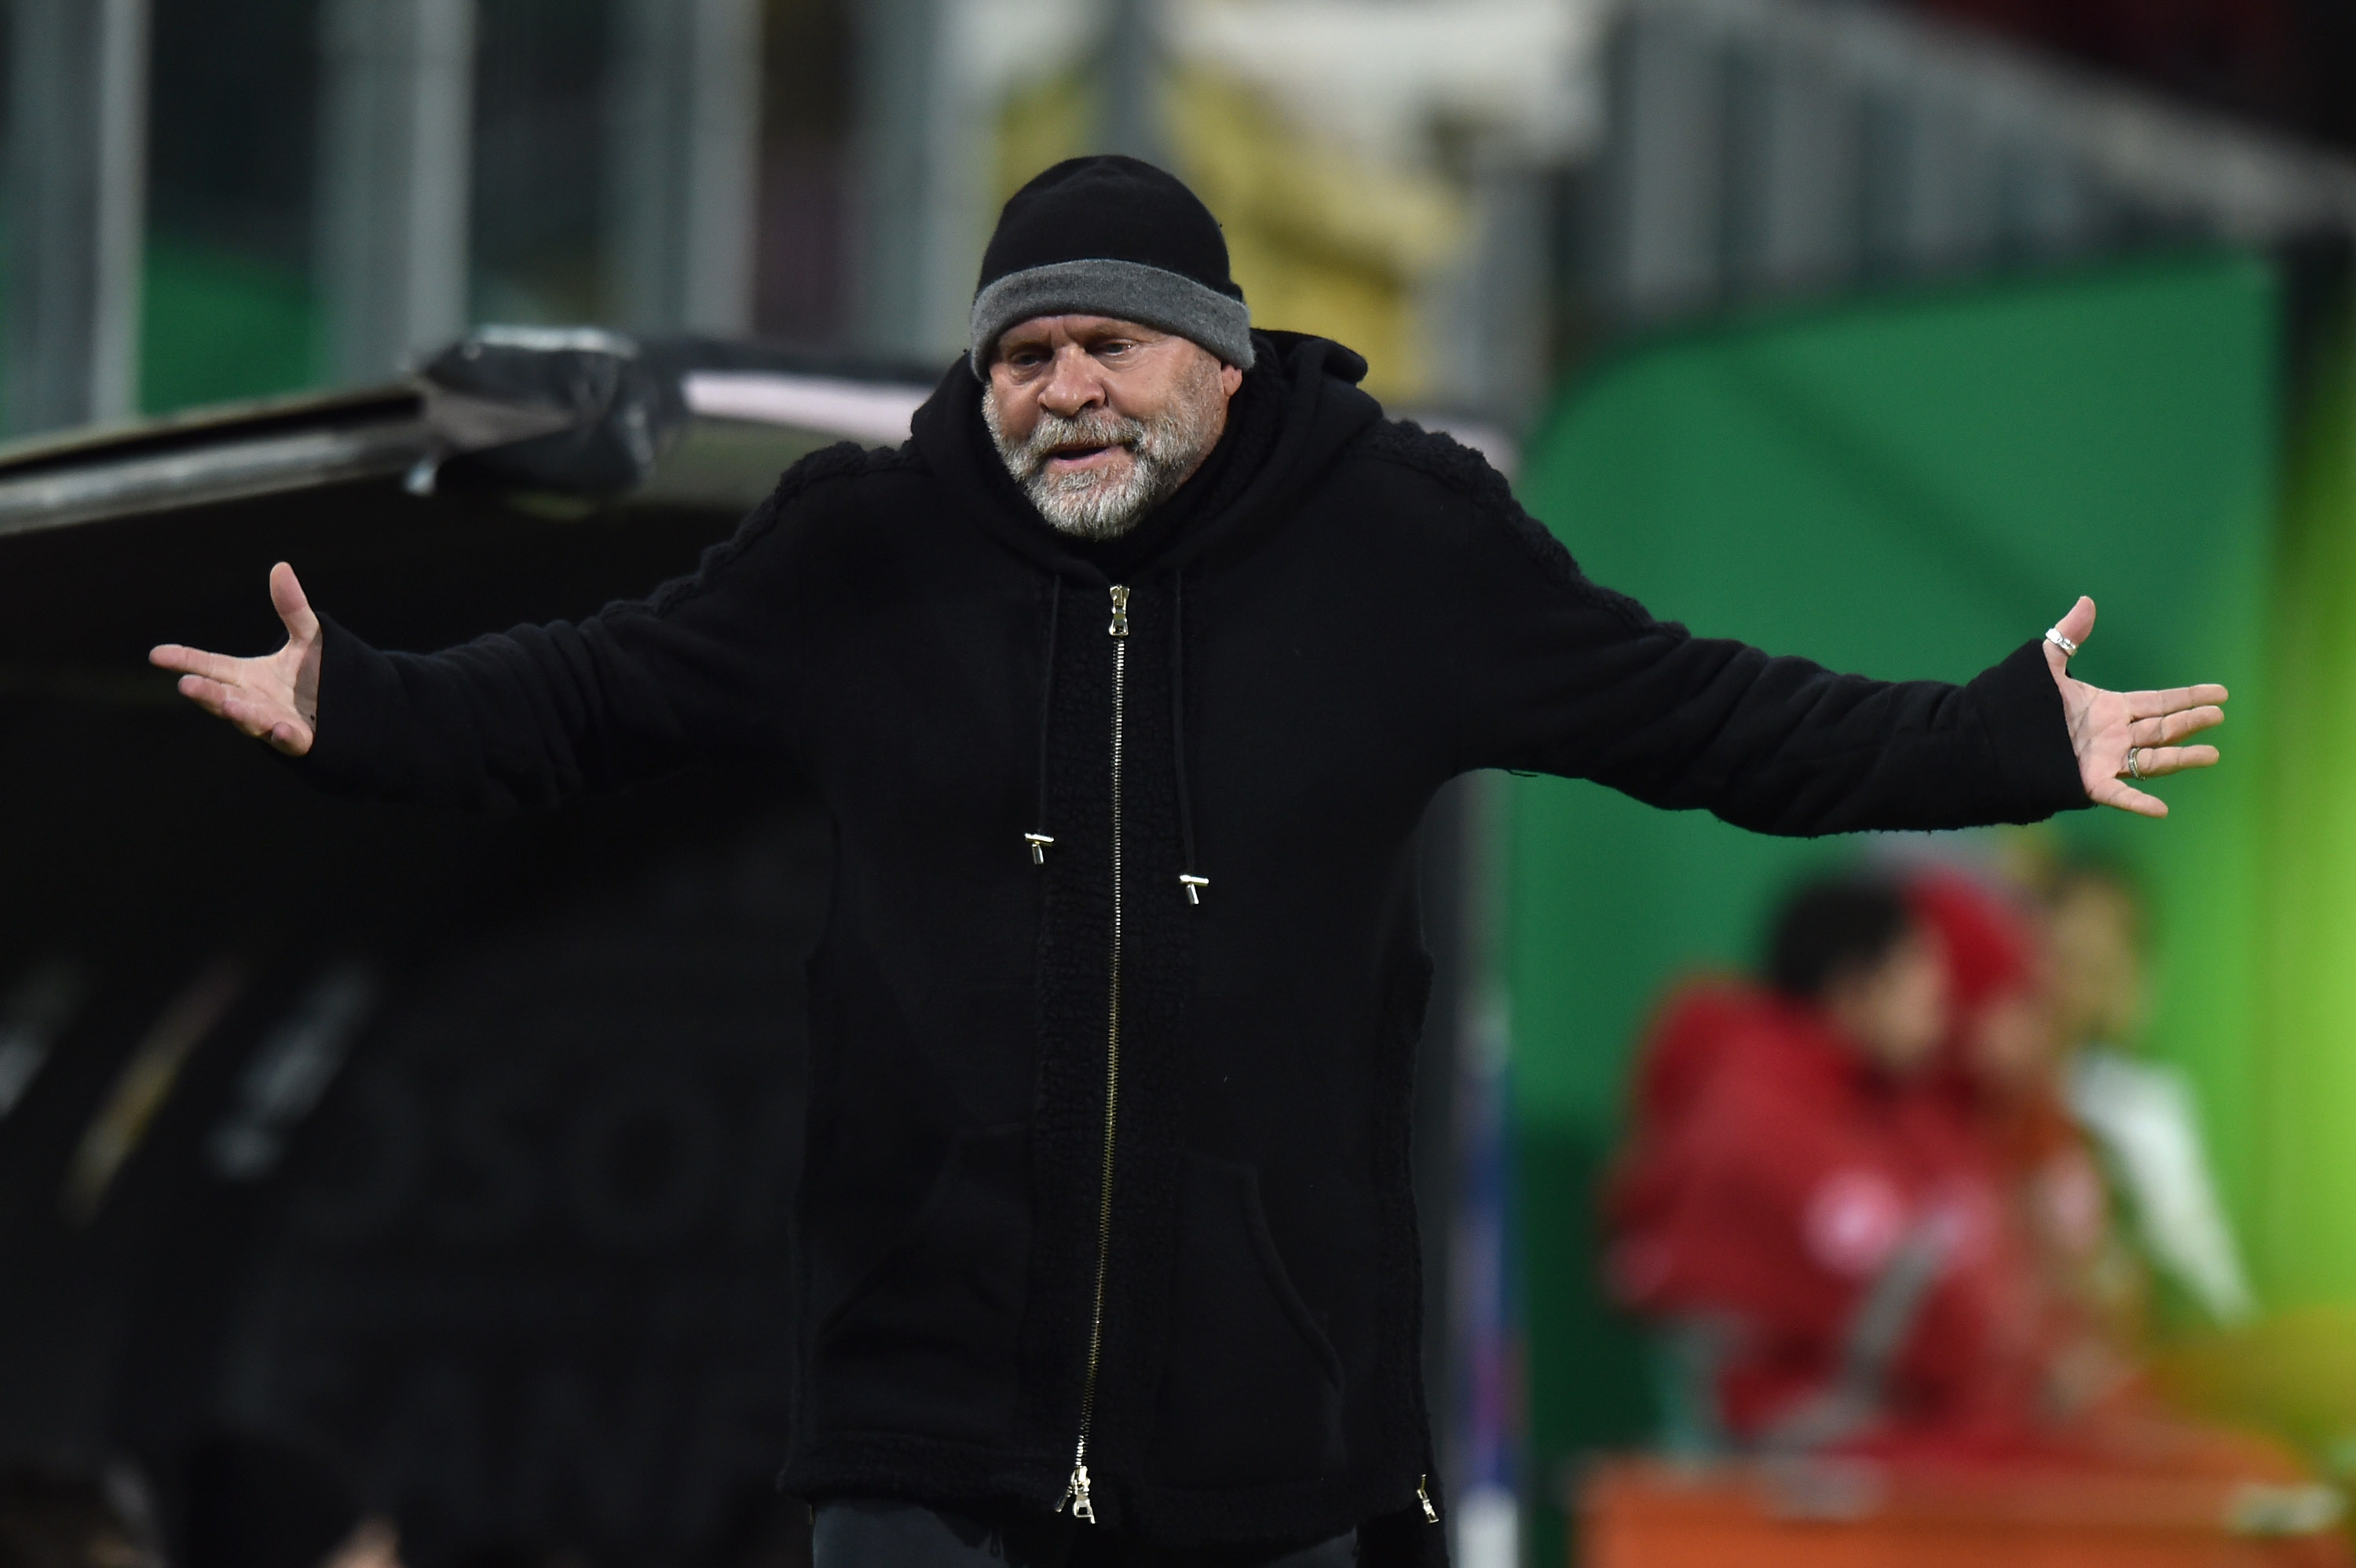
left=1901, top=869, right=2326, bottom=1493
left=1606, top=874, right=2044, bottom=1457
left=1907, top=868, right=2145, bottom=1418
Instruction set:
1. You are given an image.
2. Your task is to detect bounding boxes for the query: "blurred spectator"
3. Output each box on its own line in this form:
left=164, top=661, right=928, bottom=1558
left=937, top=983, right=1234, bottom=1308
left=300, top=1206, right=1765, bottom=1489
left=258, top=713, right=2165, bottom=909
left=1908, top=869, right=2145, bottom=1418
left=1903, top=868, right=2343, bottom=1499
left=2044, top=863, right=2257, bottom=1327
left=182, top=1433, right=399, bottom=1568
left=0, top=1463, right=163, bottom=1568
left=1603, top=861, right=2340, bottom=1510
left=1604, top=874, right=2044, bottom=1458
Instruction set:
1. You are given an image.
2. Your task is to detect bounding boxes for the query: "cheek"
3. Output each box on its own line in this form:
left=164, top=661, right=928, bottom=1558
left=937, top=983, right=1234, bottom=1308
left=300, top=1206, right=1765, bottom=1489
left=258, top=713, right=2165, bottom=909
left=1105, top=352, right=1207, bottom=426
left=1975, top=1001, right=2046, bottom=1076
left=1098, top=383, right=1163, bottom=429
left=987, top=384, right=1042, bottom=443
left=1897, top=966, right=1945, bottom=1031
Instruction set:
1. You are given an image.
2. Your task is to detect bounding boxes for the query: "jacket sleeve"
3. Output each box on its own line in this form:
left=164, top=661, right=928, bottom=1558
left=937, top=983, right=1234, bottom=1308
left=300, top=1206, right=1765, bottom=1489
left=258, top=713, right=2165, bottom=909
left=1453, top=502, right=2089, bottom=835
left=296, top=481, right=807, bottom=811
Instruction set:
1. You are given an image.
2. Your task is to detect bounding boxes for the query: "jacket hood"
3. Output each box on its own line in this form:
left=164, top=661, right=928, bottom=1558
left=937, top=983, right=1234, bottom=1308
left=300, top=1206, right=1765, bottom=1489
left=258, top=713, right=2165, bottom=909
left=909, top=330, right=1383, bottom=581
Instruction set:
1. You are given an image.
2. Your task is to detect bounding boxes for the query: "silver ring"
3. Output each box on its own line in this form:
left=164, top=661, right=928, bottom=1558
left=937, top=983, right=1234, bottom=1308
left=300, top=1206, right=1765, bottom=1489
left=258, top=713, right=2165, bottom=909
left=2045, top=627, right=2078, bottom=658
left=2125, top=747, right=2145, bottom=780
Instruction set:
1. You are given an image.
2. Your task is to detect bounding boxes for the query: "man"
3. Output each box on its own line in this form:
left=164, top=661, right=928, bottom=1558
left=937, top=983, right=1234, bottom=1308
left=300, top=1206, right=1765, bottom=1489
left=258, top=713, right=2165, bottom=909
left=151, top=157, right=2226, bottom=1566
left=1604, top=877, right=2043, bottom=1457
left=2046, top=863, right=2257, bottom=1327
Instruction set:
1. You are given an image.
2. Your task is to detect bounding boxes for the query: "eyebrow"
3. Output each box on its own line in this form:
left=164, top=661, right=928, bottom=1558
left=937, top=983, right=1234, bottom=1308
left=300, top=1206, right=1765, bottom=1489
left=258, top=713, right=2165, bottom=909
left=997, top=323, right=1162, bottom=361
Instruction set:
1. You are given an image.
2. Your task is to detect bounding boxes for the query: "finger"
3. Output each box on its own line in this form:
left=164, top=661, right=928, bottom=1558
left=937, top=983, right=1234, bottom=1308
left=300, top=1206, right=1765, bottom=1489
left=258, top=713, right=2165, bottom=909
left=150, top=644, right=247, bottom=682
left=174, top=673, right=236, bottom=718
left=265, top=720, right=315, bottom=758
left=2124, top=744, right=2220, bottom=777
left=181, top=678, right=277, bottom=739
left=215, top=692, right=298, bottom=740
left=2126, top=684, right=2230, bottom=718
left=2054, top=595, right=2096, bottom=651
left=2089, top=775, right=2168, bottom=819
left=270, top=561, right=320, bottom=643
left=2128, top=707, right=2226, bottom=746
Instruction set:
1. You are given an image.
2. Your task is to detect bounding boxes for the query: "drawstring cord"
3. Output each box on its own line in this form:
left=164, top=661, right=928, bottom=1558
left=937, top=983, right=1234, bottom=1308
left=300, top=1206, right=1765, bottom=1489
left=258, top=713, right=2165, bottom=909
left=1172, top=573, right=1208, bottom=907
left=1026, top=576, right=1063, bottom=865
left=1026, top=569, right=1206, bottom=907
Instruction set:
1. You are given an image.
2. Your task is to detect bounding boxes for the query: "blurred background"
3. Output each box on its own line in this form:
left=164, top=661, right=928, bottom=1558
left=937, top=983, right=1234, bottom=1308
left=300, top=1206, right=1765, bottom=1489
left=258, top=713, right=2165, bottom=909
left=11, top=2, right=2356, bottom=1567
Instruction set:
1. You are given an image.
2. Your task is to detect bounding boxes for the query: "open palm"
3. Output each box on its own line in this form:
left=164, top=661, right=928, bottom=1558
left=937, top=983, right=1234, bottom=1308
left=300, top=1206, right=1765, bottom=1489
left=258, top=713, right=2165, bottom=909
left=2044, top=596, right=2226, bottom=819
left=149, top=561, right=322, bottom=756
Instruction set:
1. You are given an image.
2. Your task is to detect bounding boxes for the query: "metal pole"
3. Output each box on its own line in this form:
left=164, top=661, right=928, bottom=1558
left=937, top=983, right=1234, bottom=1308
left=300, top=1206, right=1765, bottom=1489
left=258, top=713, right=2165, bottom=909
left=1427, top=154, right=1557, bottom=422
left=1599, top=5, right=1729, bottom=320
left=1100, top=0, right=1162, bottom=164
left=5, top=0, right=150, bottom=434
left=317, top=0, right=477, bottom=384
left=853, top=0, right=977, bottom=363
left=608, top=0, right=763, bottom=335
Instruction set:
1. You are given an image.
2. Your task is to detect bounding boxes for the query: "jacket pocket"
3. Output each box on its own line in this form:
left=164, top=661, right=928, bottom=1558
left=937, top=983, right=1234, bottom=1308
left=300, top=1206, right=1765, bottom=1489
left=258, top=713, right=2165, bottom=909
left=1149, top=1152, right=1346, bottom=1486
left=807, top=1124, right=1031, bottom=1443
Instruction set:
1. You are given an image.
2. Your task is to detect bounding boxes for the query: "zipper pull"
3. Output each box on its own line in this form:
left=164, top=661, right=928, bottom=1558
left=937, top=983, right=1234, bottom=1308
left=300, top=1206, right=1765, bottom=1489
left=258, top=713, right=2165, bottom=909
left=1024, top=832, right=1055, bottom=864
left=1108, top=584, right=1129, bottom=638
left=1178, top=874, right=1209, bottom=905
left=1061, top=1441, right=1096, bottom=1523
left=1417, top=1475, right=1439, bottom=1524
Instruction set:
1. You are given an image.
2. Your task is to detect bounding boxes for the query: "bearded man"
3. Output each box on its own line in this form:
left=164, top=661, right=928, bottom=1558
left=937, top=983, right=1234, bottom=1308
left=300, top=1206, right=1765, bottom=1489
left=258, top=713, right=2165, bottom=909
left=150, top=157, right=2226, bottom=1568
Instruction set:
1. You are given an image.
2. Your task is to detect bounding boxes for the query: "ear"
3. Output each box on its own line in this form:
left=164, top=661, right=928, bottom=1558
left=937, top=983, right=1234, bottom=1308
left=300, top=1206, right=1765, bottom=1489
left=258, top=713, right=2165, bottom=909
left=1219, top=362, right=1243, bottom=397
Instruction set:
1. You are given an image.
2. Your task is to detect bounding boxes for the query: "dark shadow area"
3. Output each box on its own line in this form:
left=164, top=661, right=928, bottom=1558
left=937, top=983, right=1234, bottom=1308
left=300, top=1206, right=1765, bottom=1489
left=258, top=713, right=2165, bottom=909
left=0, top=473, right=825, bottom=1568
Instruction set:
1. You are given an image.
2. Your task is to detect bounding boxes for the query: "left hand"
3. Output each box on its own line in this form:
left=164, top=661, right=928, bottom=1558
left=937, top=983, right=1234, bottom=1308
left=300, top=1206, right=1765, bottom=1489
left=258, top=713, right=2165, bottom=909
left=150, top=561, right=323, bottom=756
left=2043, top=596, right=2227, bottom=818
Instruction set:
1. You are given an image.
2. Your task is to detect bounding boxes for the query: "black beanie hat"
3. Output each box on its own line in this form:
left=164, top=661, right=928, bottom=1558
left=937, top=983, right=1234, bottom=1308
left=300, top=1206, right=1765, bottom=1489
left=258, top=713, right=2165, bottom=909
left=183, top=1434, right=364, bottom=1568
left=969, top=155, right=1254, bottom=374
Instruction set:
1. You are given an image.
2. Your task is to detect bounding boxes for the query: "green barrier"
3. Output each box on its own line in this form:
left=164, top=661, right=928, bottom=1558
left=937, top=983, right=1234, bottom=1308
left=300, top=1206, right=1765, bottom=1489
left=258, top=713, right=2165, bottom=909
left=1505, top=252, right=2278, bottom=1564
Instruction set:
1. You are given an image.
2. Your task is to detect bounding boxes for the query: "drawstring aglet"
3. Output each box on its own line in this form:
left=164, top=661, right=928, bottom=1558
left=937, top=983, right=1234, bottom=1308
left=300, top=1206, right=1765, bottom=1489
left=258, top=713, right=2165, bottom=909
left=1179, top=875, right=1209, bottom=905
left=1025, top=833, right=1055, bottom=865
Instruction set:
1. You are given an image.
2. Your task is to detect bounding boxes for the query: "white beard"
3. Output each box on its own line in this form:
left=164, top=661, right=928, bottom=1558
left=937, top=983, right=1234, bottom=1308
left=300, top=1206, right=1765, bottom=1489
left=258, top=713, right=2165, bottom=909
left=983, top=366, right=1226, bottom=539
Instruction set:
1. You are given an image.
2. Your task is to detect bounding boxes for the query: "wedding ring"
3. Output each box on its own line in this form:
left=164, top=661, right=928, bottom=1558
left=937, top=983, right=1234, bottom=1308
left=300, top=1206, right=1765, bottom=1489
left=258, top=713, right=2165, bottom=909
left=2125, top=748, right=2145, bottom=780
left=2045, top=627, right=2078, bottom=658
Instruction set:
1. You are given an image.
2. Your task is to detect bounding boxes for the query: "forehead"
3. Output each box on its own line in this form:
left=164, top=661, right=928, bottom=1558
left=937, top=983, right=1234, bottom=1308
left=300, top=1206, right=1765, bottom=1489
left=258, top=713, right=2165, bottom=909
left=997, top=313, right=1169, bottom=347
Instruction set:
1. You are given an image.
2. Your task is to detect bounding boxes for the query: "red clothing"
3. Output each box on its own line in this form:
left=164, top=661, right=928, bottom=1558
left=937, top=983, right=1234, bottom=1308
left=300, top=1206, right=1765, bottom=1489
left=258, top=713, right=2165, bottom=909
left=1909, top=869, right=2146, bottom=1404
left=1607, top=985, right=2043, bottom=1454
left=1608, top=898, right=2329, bottom=1507
left=1907, top=869, right=2057, bottom=1145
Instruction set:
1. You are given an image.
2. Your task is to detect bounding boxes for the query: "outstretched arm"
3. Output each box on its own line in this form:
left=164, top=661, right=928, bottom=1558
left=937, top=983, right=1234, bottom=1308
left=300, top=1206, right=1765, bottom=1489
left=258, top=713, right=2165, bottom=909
left=145, top=476, right=811, bottom=810
left=151, top=561, right=322, bottom=756
left=1457, top=513, right=2225, bottom=834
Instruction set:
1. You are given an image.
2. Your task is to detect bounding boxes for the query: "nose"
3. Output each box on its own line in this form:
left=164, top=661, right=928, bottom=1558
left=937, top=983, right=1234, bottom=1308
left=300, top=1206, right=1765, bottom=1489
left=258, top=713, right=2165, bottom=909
left=1038, top=343, right=1105, bottom=418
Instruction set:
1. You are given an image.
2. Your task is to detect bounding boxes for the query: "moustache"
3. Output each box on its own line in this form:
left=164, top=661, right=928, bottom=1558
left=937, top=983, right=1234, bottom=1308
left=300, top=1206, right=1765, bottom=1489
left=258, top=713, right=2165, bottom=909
left=1008, top=411, right=1151, bottom=481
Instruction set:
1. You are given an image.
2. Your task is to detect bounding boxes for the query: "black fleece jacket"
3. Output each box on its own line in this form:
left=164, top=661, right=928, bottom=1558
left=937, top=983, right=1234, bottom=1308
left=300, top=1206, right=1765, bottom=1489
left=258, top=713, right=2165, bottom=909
left=297, top=333, right=2087, bottom=1563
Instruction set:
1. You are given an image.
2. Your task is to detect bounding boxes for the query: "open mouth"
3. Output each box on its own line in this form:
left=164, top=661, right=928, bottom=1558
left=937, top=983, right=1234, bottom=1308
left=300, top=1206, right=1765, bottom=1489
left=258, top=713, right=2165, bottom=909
left=1044, top=442, right=1123, bottom=468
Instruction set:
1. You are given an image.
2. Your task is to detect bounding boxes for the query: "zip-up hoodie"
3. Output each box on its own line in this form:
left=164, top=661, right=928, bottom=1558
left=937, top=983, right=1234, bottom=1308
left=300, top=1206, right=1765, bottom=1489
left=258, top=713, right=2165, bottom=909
left=295, top=331, right=2088, bottom=1563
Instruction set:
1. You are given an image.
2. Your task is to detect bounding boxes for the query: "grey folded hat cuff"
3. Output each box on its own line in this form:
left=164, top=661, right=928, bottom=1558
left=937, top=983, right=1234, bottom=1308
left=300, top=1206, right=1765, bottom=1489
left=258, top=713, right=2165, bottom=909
left=968, top=258, right=1255, bottom=375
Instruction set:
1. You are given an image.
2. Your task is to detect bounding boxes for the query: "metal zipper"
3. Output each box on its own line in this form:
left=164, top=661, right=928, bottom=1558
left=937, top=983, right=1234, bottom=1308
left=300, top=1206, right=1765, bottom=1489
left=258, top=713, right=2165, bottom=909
left=1061, top=583, right=1130, bottom=1525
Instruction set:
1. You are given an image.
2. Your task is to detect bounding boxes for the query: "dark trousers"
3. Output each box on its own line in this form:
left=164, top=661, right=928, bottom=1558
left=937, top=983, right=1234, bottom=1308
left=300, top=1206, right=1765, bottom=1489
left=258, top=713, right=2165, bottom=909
left=810, top=1500, right=1357, bottom=1568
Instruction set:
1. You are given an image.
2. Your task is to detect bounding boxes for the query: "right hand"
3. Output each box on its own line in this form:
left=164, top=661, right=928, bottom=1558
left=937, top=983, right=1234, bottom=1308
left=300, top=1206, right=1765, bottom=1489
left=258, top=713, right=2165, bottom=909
left=150, top=561, right=324, bottom=756
left=2040, top=595, right=2227, bottom=819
